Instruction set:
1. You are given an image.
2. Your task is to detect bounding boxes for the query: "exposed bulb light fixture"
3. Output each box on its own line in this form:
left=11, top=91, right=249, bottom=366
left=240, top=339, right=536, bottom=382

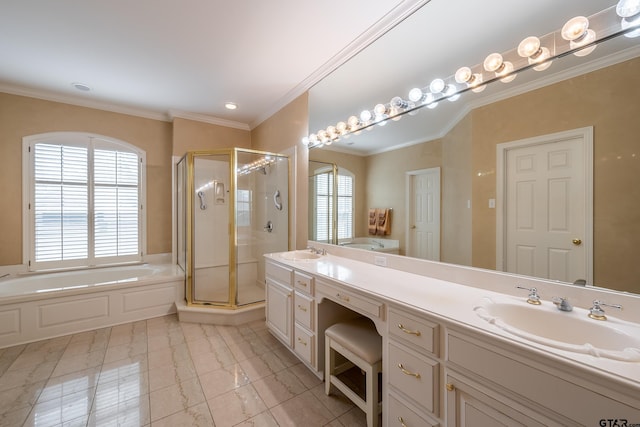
left=483, top=53, right=516, bottom=83
left=562, top=16, right=597, bottom=56
left=454, top=67, right=486, bottom=93
left=429, top=78, right=445, bottom=93
left=517, top=36, right=553, bottom=71
left=617, top=0, right=640, bottom=37
left=302, top=3, right=627, bottom=149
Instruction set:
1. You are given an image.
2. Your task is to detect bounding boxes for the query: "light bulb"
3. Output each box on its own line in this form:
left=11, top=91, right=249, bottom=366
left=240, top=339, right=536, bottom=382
left=336, top=121, right=347, bottom=134
left=301, top=136, right=309, bottom=146
left=530, top=47, right=553, bottom=71
left=621, top=14, right=640, bottom=37
left=425, top=93, right=438, bottom=109
left=517, top=36, right=541, bottom=58
left=497, top=61, right=516, bottom=83
left=617, top=0, right=640, bottom=17
left=347, top=116, right=360, bottom=128
left=570, top=29, right=597, bottom=56
left=318, top=130, right=328, bottom=143
left=562, top=16, right=589, bottom=41
left=326, top=126, right=337, bottom=138
left=390, top=96, right=408, bottom=109
left=309, top=134, right=318, bottom=144
left=408, top=88, right=424, bottom=103
left=455, top=67, right=472, bottom=84
left=470, top=74, right=486, bottom=93
left=444, top=85, right=459, bottom=102
left=483, top=53, right=503, bottom=72
left=429, top=78, right=445, bottom=93
left=360, top=110, right=372, bottom=122
left=374, top=103, right=388, bottom=116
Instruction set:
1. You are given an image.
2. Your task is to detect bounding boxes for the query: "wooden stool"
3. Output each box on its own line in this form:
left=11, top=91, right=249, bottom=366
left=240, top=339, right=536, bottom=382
left=325, top=317, right=382, bottom=427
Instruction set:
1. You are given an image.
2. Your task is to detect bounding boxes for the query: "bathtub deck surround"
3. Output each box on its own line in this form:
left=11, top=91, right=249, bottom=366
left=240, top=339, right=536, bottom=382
left=265, top=246, right=640, bottom=426
left=0, top=315, right=366, bottom=426
left=0, top=263, right=184, bottom=349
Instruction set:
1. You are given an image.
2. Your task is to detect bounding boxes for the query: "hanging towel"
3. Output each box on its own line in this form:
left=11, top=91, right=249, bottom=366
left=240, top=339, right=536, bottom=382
left=376, top=208, right=391, bottom=236
left=368, top=208, right=378, bottom=235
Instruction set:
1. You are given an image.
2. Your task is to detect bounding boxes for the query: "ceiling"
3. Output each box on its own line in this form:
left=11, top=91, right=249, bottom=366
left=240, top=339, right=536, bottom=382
left=0, top=0, right=423, bottom=128
left=308, top=0, right=637, bottom=155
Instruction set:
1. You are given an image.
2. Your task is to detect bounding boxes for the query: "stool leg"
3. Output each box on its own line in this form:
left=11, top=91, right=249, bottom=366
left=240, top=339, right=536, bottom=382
left=365, top=362, right=380, bottom=427
left=325, top=337, right=333, bottom=396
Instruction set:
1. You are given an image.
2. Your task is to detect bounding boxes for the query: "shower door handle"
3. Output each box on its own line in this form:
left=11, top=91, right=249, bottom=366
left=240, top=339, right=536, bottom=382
left=273, top=190, right=282, bottom=211
left=264, top=221, right=274, bottom=233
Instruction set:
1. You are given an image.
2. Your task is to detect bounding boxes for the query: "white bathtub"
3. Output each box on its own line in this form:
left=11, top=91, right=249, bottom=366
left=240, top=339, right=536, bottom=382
left=0, top=264, right=184, bottom=348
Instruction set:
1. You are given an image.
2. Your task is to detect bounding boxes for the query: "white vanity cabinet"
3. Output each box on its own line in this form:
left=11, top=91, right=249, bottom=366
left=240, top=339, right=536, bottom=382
left=293, top=270, right=316, bottom=367
left=445, top=329, right=640, bottom=427
left=265, top=261, right=293, bottom=347
left=385, top=305, right=441, bottom=427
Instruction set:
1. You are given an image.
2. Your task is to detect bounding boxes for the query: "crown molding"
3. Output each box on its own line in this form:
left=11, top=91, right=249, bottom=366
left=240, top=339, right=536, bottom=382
left=0, top=83, right=171, bottom=122
left=168, top=110, right=250, bottom=130
left=249, top=0, right=431, bottom=130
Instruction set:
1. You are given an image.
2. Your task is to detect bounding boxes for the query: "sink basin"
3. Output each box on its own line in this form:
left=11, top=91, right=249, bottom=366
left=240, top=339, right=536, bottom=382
left=279, top=250, right=322, bottom=261
left=474, top=296, right=640, bottom=361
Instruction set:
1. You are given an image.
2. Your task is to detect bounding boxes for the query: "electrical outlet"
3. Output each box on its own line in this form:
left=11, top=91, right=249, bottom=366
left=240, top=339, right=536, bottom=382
left=374, top=256, right=387, bottom=267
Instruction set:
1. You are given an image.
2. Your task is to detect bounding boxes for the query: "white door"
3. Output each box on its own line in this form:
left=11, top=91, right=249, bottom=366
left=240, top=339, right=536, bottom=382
left=407, top=168, right=440, bottom=260
left=497, top=128, right=593, bottom=284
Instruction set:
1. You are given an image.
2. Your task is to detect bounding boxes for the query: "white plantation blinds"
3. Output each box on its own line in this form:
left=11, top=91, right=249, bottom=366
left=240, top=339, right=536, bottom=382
left=94, top=149, right=140, bottom=257
left=314, top=170, right=353, bottom=243
left=34, top=144, right=89, bottom=261
left=28, top=133, right=145, bottom=270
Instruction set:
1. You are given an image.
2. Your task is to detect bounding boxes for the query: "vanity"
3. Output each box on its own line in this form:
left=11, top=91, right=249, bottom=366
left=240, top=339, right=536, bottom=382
left=265, top=247, right=640, bottom=427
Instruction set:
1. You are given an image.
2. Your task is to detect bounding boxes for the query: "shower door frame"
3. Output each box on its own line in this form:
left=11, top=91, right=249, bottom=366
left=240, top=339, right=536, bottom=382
left=183, top=148, right=290, bottom=309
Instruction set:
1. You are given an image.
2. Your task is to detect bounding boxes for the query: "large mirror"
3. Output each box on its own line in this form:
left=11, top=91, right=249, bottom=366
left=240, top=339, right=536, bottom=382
left=308, top=0, right=640, bottom=294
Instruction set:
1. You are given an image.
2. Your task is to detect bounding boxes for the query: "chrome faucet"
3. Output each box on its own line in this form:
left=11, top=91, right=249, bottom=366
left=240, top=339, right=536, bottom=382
left=552, top=296, right=573, bottom=312
left=306, top=246, right=326, bottom=255
left=516, top=286, right=541, bottom=305
left=588, top=300, right=622, bottom=321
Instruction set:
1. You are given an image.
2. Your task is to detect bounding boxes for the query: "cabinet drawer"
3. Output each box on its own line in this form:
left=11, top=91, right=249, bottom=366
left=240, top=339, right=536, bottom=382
left=388, top=393, right=439, bottom=427
left=317, top=280, right=384, bottom=319
left=294, top=291, right=314, bottom=329
left=265, top=261, right=293, bottom=286
left=294, top=324, right=315, bottom=366
left=388, top=308, right=438, bottom=356
left=388, top=341, right=439, bottom=416
left=294, top=271, right=314, bottom=295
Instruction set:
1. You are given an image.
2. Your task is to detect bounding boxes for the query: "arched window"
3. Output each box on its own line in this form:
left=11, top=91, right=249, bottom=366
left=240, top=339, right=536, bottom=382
left=23, top=132, right=146, bottom=270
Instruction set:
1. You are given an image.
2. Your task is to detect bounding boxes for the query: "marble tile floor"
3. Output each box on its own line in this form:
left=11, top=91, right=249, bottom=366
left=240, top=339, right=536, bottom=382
left=0, top=315, right=367, bottom=427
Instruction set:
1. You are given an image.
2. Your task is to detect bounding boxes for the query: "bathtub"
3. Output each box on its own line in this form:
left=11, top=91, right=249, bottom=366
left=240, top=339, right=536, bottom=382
left=338, top=237, right=400, bottom=254
left=0, top=263, right=184, bottom=348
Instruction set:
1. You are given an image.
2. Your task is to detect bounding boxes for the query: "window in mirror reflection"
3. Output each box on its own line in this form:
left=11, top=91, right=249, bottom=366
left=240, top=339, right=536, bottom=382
left=310, top=166, right=354, bottom=243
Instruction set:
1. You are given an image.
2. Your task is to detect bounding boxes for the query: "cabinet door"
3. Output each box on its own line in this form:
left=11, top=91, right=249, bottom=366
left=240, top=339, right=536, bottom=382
left=445, top=372, right=556, bottom=427
left=266, top=279, right=292, bottom=347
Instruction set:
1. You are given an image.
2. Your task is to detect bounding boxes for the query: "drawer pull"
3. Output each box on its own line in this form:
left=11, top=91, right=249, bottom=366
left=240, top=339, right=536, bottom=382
left=297, top=280, right=308, bottom=287
left=297, top=304, right=307, bottom=312
left=398, top=416, right=407, bottom=427
left=397, top=323, right=421, bottom=337
left=446, top=383, right=455, bottom=392
left=397, top=363, right=421, bottom=379
left=336, top=293, right=350, bottom=302
left=297, top=337, right=307, bottom=346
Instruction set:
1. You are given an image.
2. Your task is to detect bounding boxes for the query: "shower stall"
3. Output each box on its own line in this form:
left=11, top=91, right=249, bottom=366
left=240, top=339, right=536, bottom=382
left=176, top=148, right=289, bottom=316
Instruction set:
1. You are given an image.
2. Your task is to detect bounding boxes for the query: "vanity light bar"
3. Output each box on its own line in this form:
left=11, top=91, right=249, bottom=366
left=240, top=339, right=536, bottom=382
left=302, top=1, right=640, bottom=149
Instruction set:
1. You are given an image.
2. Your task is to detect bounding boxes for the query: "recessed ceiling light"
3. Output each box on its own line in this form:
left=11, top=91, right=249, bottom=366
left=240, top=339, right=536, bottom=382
left=224, top=102, right=237, bottom=110
left=72, top=82, right=91, bottom=92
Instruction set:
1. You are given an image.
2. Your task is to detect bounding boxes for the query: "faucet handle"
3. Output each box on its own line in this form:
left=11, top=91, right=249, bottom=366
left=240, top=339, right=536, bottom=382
left=588, top=300, right=622, bottom=321
left=516, top=286, right=541, bottom=305
left=552, top=296, right=573, bottom=312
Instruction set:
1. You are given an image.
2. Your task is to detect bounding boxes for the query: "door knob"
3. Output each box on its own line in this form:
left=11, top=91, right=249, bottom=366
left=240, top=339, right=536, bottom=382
left=411, top=225, right=416, bottom=229
left=572, top=238, right=582, bottom=246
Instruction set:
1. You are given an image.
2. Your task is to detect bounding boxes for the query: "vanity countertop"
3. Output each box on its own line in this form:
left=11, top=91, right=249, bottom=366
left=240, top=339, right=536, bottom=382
left=265, top=251, right=640, bottom=391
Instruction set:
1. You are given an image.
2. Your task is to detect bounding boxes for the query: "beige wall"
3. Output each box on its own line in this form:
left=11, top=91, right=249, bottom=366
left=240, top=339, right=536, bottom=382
left=251, top=93, right=309, bottom=250
left=172, top=117, right=251, bottom=157
left=308, top=150, right=367, bottom=238
left=472, top=57, right=640, bottom=293
left=0, top=93, right=173, bottom=265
